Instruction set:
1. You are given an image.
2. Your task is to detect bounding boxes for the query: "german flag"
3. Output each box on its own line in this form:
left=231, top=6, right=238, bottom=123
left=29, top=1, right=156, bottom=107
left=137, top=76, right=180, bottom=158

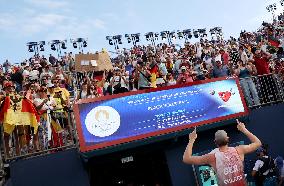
left=268, top=36, right=280, bottom=48
left=0, top=95, right=40, bottom=134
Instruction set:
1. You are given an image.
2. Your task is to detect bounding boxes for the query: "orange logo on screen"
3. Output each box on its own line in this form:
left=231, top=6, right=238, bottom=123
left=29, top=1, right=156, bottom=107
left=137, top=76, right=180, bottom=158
left=218, top=91, right=232, bottom=102
left=95, top=110, right=110, bottom=122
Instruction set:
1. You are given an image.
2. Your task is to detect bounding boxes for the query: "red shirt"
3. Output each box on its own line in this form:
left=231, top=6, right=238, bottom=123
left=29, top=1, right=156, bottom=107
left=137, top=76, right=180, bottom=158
left=254, top=57, right=270, bottom=75
left=222, top=53, right=229, bottom=65
left=96, top=87, right=103, bottom=96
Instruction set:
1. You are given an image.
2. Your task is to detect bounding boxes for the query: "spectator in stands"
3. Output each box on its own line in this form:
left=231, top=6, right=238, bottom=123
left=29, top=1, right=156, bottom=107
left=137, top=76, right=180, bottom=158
left=135, top=62, right=152, bottom=90
left=234, top=59, right=260, bottom=106
left=77, top=83, right=89, bottom=99
left=49, top=54, right=57, bottom=65
left=52, top=89, right=67, bottom=146
left=239, top=46, right=249, bottom=64
left=253, top=50, right=272, bottom=75
left=177, top=66, right=194, bottom=84
left=10, top=68, right=23, bottom=92
left=277, top=47, right=284, bottom=60
left=52, top=78, right=70, bottom=106
left=230, top=46, right=240, bottom=67
left=40, top=65, right=53, bottom=81
left=34, top=86, right=57, bottom=150
left=165, top=73, right=176, bottom=86
left=183, top=119, right=262, bottom=186
left=90, top=79, right=103, bottom=97
left=220, top=48, right=229, bottom=65
left=110, top=68, right=129, bottom=94
left=212, top=60, right=230, bottom=78
left=193, top=59, right=206, bottom=80
left=3, top=59, right=11, bottom=73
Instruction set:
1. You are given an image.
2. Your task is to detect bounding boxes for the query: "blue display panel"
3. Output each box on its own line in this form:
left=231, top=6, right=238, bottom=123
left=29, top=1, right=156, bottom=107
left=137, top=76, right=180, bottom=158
left=74, top=78, right=248, bottom=152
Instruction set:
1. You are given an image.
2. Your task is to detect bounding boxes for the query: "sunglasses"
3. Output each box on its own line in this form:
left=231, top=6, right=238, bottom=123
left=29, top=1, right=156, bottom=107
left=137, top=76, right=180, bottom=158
left=39, top=88, right=47, bottom=92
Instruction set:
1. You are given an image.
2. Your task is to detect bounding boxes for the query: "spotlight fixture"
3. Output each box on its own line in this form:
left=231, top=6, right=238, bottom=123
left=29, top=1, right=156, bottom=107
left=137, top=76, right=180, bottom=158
left=106, top=36, right=114, bottom=45
left=145, top=32, right=158, bottom=46
left=106, top=35, right=123, bottom=49
left=145, top=34, right=150, bottom=41
left=28, top=45, right=34, bottom=52
left=26, top=41, right=45, bottom=54
left=193, top=30, right=199, bottom=38
left=266, top=3, right=277, bottom=13
left=209, top=27, right=223, bottom=41
left=160, top=31, right=168, bottom=40
left=69, top=38, right=88, bottom=53
left=177, top=30, right=184, bottom=39
left=125, top=34, right=132, bottom=43
left=83, top=40, right=87, bottom=47
left=39, top=44, right=44, bottom=51
left=170, top=31, right=176, bottom=40
left=198, top=28, right=207, bottom=37
left=51, top=44, right=56, bottom=51
left=183, top=29, right=192, bottom=41
left=61, top=42, right=67, bottom=49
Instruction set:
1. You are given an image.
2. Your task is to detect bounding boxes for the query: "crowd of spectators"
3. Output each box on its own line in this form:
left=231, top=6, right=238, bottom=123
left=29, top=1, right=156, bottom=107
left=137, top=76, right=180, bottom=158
left=0, top=14, right=284, bottom=162
left=0, top=13, right=284, bottom=186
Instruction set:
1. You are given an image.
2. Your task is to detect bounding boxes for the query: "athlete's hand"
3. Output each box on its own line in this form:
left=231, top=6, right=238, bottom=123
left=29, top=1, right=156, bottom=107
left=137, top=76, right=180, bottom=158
left=189, top=127, right=197, bottom=141
left=236, top=119, right=247, bottom=133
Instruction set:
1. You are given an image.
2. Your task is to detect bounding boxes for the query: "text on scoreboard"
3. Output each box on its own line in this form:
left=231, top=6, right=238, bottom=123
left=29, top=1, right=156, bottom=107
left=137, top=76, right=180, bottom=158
left=74, top=78, right=248, bottom=152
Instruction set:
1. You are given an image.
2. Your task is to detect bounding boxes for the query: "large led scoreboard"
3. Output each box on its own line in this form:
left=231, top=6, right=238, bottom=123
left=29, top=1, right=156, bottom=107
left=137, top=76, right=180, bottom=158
left=73, top=77, right=249, bottom=152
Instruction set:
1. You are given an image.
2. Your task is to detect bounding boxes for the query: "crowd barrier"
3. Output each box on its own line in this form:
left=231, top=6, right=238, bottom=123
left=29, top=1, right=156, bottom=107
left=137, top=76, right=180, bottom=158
left=240, top=74, right=284, bottom=108
left=0, top=109, right=77, bottom=162
left=0, top=74, right=283, bottom=163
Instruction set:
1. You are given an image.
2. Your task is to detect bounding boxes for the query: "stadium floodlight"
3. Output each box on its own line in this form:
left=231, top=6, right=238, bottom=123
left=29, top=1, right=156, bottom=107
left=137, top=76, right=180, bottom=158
left=83, top=40, right=87, bottom=47
left=106, top=35, right=123, bottom=50
left=26, top=41, right=44, bottom=55
left=70, top=38, right=88, bottom=53
left=125, top=33, right=140, bottom=46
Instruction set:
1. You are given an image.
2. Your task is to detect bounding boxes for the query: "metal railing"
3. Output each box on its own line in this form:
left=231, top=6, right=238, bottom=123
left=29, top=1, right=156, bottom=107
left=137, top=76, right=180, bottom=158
left=239, top=73, right=284, bottom=108
left=0, top=109, right=77, bottom=162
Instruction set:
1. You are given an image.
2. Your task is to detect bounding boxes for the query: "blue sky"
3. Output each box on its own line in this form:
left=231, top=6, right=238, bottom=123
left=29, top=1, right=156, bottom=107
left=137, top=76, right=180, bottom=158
left=0, top=0, right=281, bottom=63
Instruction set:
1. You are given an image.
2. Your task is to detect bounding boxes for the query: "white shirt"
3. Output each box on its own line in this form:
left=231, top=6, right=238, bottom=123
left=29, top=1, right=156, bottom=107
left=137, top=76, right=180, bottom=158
left=29, top=70, right=39, bottom=80
left=215, top=54, right=222, bottom=62
left=157, top=63, right=168, bottom=76
left=80, top=90, right=88, bottom=99
left=40, top=71, right=54, bottom=80
left=34, top=97, right=56, bottom=111
left=166, top=80, right=176, bottom=86
left=110, top=76, right=129, bottom=89
left=196, top=46, right=203, bottom=58
left=22, top=70, right=30, bottom=77
left=240, top=51, right=248, bottom=64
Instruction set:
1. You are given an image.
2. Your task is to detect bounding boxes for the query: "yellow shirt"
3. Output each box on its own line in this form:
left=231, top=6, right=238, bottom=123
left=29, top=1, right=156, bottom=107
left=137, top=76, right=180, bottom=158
left=52, top=87, right=70, bottom=101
